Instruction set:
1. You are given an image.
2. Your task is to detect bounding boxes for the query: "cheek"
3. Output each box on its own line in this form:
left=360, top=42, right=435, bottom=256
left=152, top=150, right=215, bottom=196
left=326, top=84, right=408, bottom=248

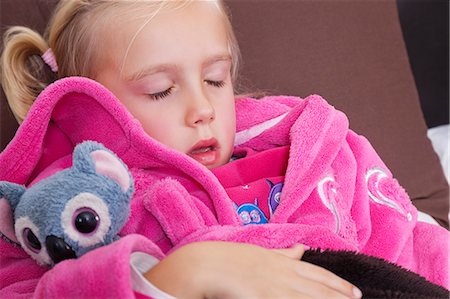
left=139, top=114, right=174, bottom=142
left=222, top=106, right=236, bottom=140
left=136, top=108, right=187, bottom=151
left=216, top=98, right=236, bottom=149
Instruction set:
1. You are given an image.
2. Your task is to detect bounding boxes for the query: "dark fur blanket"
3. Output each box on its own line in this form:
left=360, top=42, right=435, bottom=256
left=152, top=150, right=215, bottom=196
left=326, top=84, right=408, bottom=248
left=302, top=249, right=449, bottom=299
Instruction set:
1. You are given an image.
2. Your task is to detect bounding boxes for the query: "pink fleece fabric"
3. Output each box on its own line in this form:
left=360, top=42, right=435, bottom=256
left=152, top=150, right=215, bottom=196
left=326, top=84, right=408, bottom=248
left=0, top=77, right=448, bottom=298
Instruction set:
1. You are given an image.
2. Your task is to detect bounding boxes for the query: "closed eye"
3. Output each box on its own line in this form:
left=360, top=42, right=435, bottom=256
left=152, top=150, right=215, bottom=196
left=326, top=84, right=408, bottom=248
left=205, top=80, right=226, bottom=88
left=148, top=87, right=173, bottom=100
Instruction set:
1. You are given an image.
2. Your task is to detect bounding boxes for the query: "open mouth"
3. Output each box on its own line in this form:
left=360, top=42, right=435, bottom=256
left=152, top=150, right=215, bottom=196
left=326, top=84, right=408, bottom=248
left=190, top=145, right=215, bottom=154
left=188, top=138, right=220, bottom=166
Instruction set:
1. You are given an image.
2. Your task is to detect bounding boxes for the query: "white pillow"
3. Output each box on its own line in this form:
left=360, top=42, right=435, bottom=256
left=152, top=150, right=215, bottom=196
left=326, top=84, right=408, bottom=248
left=427, top=124, right=449, bottom=183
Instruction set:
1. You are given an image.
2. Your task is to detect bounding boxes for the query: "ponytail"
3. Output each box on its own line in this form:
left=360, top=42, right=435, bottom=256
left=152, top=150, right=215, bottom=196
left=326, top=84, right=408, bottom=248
left=1, top=26, right=57, bottom=123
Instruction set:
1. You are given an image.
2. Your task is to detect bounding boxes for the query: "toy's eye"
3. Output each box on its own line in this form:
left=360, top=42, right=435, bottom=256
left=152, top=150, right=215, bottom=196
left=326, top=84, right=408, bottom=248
left=239, top=211, right=251, bottom=224
left=62, top=193, right=111, bottom=248
left=274, top=192, right=281, bottom=203
left=15, top=217, right=52, bottom=265
left=22, top=227, right=41, bottom=253
left=250, top=210, right=261, bottom=222
left=74, top=208, right=99, bottom=234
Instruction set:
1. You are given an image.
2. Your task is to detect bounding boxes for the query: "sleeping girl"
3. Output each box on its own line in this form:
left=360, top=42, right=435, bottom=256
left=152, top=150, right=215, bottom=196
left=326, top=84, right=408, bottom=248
left=0, top=1, right=448, bottom=298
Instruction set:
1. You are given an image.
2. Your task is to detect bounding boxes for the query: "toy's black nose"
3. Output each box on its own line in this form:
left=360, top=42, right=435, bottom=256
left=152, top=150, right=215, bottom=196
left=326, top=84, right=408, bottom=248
left=46, top=235, right=76, bottom=264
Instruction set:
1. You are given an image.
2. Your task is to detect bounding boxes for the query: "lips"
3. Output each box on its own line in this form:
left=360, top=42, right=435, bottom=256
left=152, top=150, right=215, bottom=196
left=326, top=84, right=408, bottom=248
left=188, top=138, right=220, bottom=166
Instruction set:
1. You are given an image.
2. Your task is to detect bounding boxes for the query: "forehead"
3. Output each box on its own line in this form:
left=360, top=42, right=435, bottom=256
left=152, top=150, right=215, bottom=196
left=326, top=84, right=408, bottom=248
left=97, top=1, right=228, bottom=71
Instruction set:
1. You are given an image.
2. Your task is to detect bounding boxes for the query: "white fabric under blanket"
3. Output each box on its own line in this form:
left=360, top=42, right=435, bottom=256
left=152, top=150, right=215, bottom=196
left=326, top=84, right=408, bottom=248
left=428, top=124, right=449, bottom=183
left=418, top=124, right=450, bottom=225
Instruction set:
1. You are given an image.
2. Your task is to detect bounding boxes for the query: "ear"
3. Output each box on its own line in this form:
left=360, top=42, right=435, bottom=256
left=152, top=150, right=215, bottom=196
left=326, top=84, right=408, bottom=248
left=0, top=181, right=26, bottom=210
left=72, top=141, right=132, bottom=192
left=0, top=182, right=26, bottom=243
left=265, top=178, right=274, bottom=188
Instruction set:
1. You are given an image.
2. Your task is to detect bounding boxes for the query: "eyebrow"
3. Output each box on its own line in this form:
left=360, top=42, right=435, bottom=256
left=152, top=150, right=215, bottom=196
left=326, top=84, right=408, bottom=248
left=125, top=54, right=232, bottom=82
left=124, top=64, right=178, bottom=82
left=202, top=54, right=232, bottom=68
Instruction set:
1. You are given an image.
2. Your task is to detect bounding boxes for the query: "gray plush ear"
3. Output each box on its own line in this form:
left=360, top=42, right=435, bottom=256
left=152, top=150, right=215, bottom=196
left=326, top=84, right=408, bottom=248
left=72, top=140, right=108, bottom=173
left=72, top=141, right=132, bottom=192
left=0, top=182, right=26, bottom=243
left=0, top=181, right=26, bottom=211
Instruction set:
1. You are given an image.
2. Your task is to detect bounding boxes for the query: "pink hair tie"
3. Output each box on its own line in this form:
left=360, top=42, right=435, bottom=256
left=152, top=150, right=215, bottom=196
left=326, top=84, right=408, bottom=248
left=41, top=48, right=58, bottom=73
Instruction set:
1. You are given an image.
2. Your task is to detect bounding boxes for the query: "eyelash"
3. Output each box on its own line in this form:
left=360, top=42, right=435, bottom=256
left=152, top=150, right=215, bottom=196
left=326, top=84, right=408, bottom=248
left=147, top=80, right=226, bottom=100
left=148, top=87, right=174, bottom=100
left=205, top=80, right=226, bottom=88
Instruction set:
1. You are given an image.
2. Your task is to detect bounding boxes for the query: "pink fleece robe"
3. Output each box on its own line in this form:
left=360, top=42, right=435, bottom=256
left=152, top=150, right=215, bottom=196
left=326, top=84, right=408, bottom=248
left=0, top=77, right=448, bottom=298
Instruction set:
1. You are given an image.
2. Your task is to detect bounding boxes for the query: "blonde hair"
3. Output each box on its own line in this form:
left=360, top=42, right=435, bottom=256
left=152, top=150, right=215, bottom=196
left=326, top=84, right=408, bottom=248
left=1, top=0, right=241, bottom=123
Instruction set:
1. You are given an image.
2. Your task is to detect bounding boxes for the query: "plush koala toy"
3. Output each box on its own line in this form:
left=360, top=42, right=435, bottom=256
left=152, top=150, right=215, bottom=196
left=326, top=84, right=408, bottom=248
left=0, top=141, right=133, bottom=266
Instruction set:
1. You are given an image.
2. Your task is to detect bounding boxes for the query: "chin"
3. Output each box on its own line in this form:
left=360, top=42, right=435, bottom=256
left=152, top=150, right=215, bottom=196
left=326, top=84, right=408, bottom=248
left=207, top=155, right=230, bottom=169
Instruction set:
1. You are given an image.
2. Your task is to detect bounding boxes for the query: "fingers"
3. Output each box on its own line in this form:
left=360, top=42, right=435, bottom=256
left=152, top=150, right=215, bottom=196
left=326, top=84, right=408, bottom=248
left=292, top=277, right=355, bottom=299
left=272, top=245, right=361, bottom=298
left=267, top=245, right=362, bottom=298
left=295, top=261, right=362, bottom=299
left=182, top=242, right=363, bottom=299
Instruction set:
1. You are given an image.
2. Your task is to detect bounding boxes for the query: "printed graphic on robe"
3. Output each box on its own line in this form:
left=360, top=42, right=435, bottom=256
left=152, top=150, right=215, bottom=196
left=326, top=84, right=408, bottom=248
left=267, top=179, right=283, bottom=216
left=233, top=199, right=268, bottom=225
left=233, top=179, right=284, bottom=225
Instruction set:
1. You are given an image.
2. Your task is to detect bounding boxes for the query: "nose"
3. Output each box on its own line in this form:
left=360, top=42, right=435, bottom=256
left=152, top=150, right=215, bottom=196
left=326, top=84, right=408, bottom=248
left=46, top=235, right=76, bottom=264
left=186, top=94, right=215, bottom=126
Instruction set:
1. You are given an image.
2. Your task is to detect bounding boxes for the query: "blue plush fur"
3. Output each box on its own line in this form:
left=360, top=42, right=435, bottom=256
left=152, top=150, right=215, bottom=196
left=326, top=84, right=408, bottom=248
left=0, top=141, right=134, bottom=266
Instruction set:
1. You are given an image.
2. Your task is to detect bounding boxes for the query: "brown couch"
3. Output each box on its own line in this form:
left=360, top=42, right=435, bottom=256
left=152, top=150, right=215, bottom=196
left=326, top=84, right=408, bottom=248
left=1, top=0, right=448, bottom=227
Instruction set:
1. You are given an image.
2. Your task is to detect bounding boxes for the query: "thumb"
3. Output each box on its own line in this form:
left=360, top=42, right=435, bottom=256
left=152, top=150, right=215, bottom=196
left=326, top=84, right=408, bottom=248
left=272, top=244, right=306, bottom=260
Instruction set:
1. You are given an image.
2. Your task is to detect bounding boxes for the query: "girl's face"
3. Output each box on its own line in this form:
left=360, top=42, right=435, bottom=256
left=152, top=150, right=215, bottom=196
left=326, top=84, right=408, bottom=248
left=95, top=1, right=236, bottom=169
